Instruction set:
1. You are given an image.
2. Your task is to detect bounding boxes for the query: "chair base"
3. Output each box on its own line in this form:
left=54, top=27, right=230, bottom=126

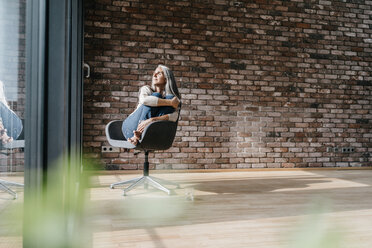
left=0, top=179, right=24, bottom=199
left=110, top=176, right=180, bottom=196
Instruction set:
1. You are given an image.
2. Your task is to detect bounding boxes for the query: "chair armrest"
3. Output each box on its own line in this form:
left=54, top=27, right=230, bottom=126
left=105, top=120, right=136, bottom=149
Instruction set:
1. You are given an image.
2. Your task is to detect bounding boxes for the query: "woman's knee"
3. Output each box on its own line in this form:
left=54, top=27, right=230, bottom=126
left=151, top=92, right=162, bottom=98
left=165, top=94, right=175, bottom=100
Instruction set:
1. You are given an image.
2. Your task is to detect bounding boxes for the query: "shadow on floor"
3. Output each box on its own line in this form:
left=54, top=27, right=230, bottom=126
left=88, top=172, right=372, bottom=232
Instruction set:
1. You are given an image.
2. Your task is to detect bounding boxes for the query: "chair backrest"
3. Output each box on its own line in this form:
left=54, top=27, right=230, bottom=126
left=137, top=121, right=178, bottom=151
left=17, top=119, right=25, bottom=140
left=137, top=102, right=181, bottom=151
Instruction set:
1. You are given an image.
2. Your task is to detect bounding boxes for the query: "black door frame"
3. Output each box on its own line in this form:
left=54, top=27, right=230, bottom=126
left=24, top=0, right=84, bottom=246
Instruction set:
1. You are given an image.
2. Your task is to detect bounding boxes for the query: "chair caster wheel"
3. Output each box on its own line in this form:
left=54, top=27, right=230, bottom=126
left=110, top=185, right=115, bottom=189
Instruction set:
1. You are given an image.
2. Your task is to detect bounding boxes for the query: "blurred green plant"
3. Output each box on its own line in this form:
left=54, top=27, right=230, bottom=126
left=0, top=154, right=96, bottom=248
left=288, top=200, right=344, bottom=248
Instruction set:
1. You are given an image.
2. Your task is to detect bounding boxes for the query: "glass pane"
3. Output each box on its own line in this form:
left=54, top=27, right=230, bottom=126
left=0, top=0, right=26, bottom=246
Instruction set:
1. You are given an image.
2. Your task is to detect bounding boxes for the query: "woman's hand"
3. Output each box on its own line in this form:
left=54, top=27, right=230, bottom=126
left=137, top=118, right=154, bottom=133
left=171, top=97, right=180, bottom=109
left=136, top=115, right=169, bottom=135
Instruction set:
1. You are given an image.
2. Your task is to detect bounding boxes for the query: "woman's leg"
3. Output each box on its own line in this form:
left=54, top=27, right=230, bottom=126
left=0, top=102, right=23, bottom=143
left=121, top=92, right=164, bottom=141
left=121, top=105, right=152, bottom=140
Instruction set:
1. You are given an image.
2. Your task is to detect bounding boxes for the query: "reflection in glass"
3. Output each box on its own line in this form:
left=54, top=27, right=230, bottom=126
left=0, top=0, right=26, bottom=199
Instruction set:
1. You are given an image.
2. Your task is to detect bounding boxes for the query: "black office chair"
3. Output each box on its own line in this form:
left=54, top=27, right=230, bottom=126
left=105, top=107, right=181, bottom=196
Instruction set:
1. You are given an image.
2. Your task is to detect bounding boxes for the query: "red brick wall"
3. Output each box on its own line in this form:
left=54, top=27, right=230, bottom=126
left=83, top=0, right=372, bottom=169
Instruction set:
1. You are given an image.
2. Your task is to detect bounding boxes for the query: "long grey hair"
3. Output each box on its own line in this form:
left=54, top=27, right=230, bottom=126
left=151, top=65, right=181, bottom=100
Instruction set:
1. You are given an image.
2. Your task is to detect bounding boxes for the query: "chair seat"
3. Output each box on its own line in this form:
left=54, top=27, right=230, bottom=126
left=105, top=119, right=178, bottom=151
left=107, top=138, right=136, bottom=149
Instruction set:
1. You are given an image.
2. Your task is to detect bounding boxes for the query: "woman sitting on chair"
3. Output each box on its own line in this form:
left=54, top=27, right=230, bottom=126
left=122, top=65, right=181, bottom=145
left=0, top=80, right=23, bottom=145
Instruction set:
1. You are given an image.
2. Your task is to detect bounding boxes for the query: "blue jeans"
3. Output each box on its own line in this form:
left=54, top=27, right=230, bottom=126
left=122, top=93, right=175, bottom=140
left=0, top=102, right=23, bottom=140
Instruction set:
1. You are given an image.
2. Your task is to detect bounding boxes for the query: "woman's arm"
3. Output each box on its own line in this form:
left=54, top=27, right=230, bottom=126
left=138, top=86, right=159, bottom=106
left=167, top=111, right=179, bottom=122
left=136, top=115, right=169, bottom=132
left=138, top=86, right=179, bottom=108
left=157, top=97, right=179, bottom=109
